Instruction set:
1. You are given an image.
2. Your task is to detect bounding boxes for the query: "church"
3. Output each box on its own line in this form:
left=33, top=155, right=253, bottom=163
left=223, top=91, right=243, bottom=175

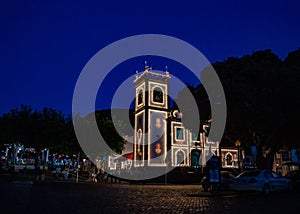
left=108, top=64, right=241, bottom=173
left=133, top=65, right=220, bottom=169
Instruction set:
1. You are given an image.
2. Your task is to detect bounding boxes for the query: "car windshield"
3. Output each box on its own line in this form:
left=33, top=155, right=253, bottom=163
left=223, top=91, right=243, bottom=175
left=285, top=171, right=300, bottom=179
left=285, top=171, right=294, bottom=177
left=221, top=172, right=235, bottom=178
left=238, top=170, right=260, bottom=178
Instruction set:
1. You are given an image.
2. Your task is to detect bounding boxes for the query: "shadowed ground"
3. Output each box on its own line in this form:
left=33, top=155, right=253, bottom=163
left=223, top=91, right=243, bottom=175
left=1, top=176, right=300, bottom=214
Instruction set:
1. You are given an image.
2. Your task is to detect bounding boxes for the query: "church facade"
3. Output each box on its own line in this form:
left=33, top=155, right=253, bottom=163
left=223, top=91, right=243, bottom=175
left=133, top=65, right=221, bottom=169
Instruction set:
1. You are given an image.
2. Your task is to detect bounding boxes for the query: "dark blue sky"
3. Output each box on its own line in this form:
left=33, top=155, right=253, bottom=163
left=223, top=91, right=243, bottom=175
left=1, top=0, right=299, bottom=116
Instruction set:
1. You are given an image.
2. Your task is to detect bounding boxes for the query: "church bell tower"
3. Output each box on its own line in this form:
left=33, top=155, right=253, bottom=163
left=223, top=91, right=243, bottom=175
left=134, top=64, right=170, bottom=167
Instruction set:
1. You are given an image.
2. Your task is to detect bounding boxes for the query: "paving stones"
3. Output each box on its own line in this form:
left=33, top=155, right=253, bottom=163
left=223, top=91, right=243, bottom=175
left=1, top=180, right=300, bottom=214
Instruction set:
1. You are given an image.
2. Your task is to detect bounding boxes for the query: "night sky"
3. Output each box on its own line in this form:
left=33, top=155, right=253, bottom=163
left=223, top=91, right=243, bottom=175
left=1, top=0, right=299, bottom=116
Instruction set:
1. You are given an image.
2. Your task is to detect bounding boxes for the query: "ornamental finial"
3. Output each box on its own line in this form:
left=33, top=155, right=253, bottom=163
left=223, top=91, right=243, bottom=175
left=165, top=65, right=169, bottom=76
left=145, top=61, right=149, bottom=72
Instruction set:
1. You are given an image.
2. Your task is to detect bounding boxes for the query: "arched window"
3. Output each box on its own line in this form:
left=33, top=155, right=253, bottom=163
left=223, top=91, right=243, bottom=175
left=225, top=153, right=233, bottom=166
left=153, top=87, right=163, bottom=103
left=138, top=89, right=143, bottom=105
left=191, top=149, right=201, bottom=167
left=177, top=151, right=184, bottom=165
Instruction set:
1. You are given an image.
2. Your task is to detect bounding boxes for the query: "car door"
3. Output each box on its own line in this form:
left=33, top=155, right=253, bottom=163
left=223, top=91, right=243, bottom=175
left=272, top=171, right=287, bottom=190
left=264, top=171, right=280, bottom=190
left=270, top=171, right=287, bottom=190
left=294, top=171, right=300, bottom=189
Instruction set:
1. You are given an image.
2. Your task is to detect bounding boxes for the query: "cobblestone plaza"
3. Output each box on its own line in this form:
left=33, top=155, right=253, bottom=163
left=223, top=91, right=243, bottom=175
left=1, top=180, right=299, bottom=214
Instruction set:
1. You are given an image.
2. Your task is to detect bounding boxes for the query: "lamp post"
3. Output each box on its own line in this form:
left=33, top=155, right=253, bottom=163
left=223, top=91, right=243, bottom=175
left=235, top=140, right=241, bottom=171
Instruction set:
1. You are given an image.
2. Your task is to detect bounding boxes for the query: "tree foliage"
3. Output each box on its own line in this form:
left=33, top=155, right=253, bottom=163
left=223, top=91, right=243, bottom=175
left=185, top=48, right=300, bottom=151
left=0, top=106, right=128, bottom=156
left=0, top=105, right=81, bottom=155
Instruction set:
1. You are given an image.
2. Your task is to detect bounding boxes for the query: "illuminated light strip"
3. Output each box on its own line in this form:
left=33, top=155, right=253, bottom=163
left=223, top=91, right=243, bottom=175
left=172, top=147, right=188, bottom=166
left=171, top=121, right=186, bottom=144
left=174, top=127, right=185, bottom=142
left=134, top=110, right=145, bottom=167
left=148, top=82, right=168, bottom=109
left=152, top=85, right=165, bottom=105
left=134, top=70, right=170, bottom=82
left=135, top=82, right=145, bottom=110
left=221, top=149, right=239, bottom=168
left=147, top=109, right=167, bottom=166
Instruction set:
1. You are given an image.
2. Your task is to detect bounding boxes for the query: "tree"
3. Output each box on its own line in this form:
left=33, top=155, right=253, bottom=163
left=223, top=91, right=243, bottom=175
left=0, top=105, right=81, bottom=155
left=176, top=48, right=300, bottom=157
left=73, top=109, right=128, bottom=156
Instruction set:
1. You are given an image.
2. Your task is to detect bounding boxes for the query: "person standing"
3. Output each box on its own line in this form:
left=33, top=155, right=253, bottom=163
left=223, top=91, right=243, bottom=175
left=64, top=166, right=69, bottom=181
left=34, top=163, right=40, bottom=182
left=55, top=165, right=61, bottom=178
left=9, top=164, right=15, bottom=181
left=41, top=166, right=46, bottom=181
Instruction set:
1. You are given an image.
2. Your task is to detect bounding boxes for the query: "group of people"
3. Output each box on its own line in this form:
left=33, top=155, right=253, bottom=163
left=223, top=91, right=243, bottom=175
left=55, top=164, right=70, bottom=180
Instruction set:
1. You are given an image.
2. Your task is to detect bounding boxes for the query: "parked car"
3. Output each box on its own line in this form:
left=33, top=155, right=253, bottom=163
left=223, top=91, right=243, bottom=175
left=201, top=170, right=237, bottom=191
left=231, top=170, right=293, bottom=194
left=284, top=170, right=300, bottom=191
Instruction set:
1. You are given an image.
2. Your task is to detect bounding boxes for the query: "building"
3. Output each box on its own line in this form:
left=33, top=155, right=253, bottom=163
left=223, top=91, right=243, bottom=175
left=133, top=65, right=220, bottom=170
left=106, top=65, right=244, bottom=174
left=273, top=148, right=300, bottom=176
